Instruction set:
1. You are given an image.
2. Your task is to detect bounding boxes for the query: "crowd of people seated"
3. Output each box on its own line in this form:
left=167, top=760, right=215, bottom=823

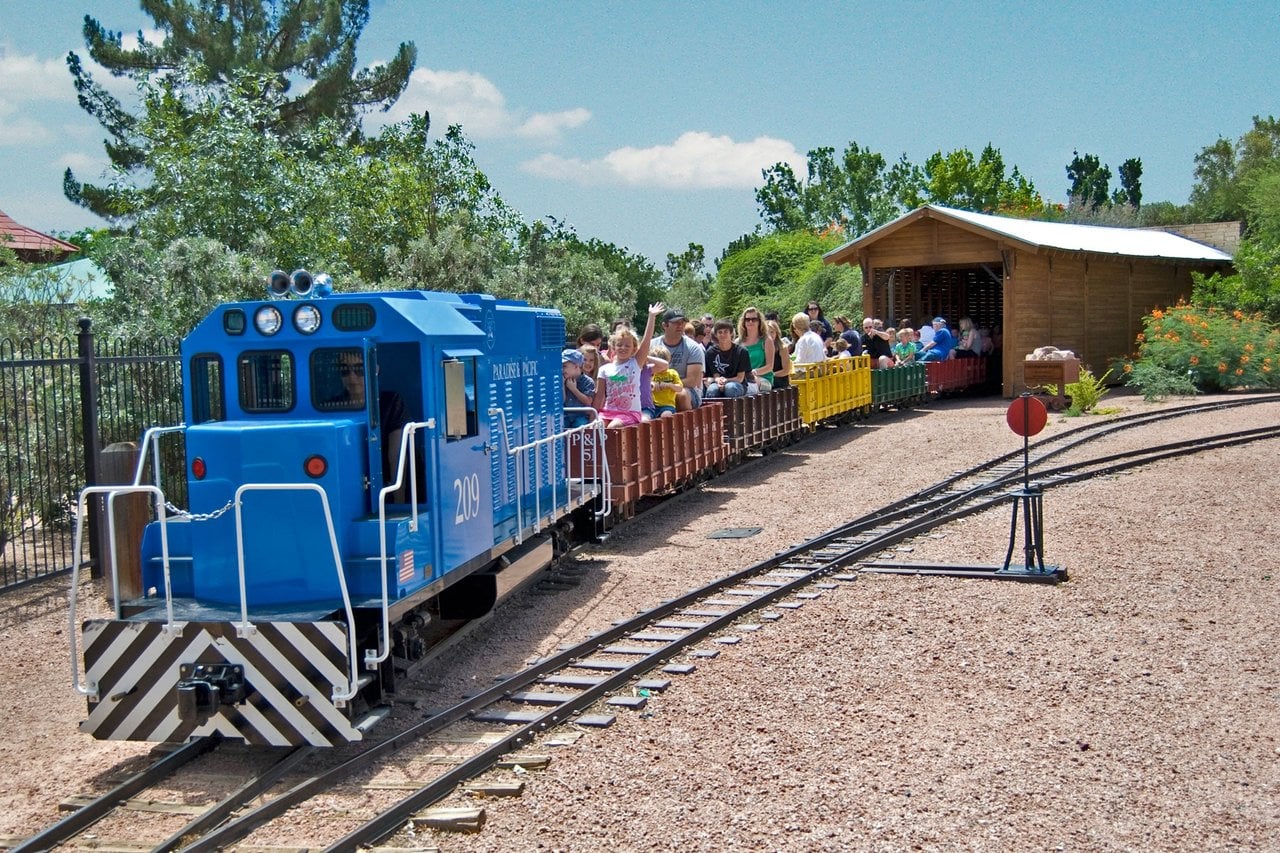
left=562, top=301, right=998, bottom=428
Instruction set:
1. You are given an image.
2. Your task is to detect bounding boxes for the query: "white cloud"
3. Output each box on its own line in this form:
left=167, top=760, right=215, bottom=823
left=380, top=67, right=590, bottom=142
left=0, top=43, right=148, bottom=148
left=121, top=29, right=167, bottom=52
left=0, top=48, right=75, bottom=103
left=0, top=48, right=76, bottom=147
left=57, top=151, right=103, bottom=174
left=515, top=107, right=591, bottom=139
left=522, top=131, right=804, bottom=190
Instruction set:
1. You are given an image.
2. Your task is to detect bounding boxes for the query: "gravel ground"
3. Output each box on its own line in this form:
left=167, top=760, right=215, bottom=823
left=2, top=389, right=1278, bottom=852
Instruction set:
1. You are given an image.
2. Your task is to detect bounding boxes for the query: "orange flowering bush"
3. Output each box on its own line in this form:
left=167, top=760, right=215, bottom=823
left=1122, top=300, right=1280, bottom=396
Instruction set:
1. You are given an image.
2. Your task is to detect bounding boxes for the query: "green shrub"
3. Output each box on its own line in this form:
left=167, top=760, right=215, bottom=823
left=1045, top=367, right=1111, bottom=416
left=1122, top=301, right=1280, bottom=393
left=1065, top=368, right=1111, bottom=415
left=1125, top=361, right=1201, bottom=401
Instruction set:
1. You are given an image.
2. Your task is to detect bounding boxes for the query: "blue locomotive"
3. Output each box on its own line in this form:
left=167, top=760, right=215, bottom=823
left=69, top=273, right=603, bottom=746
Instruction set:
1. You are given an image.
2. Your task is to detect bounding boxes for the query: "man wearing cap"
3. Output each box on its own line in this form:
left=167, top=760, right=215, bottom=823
left=651, top=308, right=704, bottom=410
left=918, top=317, right=956, bottom=362
left=561, top=348, right=596, bottom=427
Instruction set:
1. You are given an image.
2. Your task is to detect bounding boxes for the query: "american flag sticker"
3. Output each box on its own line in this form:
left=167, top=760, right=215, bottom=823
left=398, top=550, right=415, bottom=584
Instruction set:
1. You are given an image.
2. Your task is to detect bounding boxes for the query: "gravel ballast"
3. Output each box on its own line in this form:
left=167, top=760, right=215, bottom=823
left=2, top=390, right=1278, bottom=851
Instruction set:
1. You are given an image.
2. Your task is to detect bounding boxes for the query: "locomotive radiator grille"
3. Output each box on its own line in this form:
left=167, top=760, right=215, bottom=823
left=79, top=619, right=365, bottom=747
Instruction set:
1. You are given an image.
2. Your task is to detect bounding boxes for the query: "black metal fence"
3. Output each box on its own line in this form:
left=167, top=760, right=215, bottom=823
left=0, top=320, right=181, bottom=589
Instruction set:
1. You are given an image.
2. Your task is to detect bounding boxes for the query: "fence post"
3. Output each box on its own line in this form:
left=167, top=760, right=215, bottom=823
left=78, top=317, right=103, bottom=579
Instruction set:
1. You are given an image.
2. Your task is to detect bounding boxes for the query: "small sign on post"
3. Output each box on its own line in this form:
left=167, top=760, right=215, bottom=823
left=847, top=393, right=1068, bottom=584
left=1000, top=394, right=1061, bottom=578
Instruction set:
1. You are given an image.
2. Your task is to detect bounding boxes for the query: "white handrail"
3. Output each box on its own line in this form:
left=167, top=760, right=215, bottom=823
left=369, top=419, right=434, bottom=670
left=233, top=482, right=361, bottom=704
left=68, top=483, right=173, bottom=699
left=134, top=424, right=187, bottom=488
left=488, top=408, right=610, bottom=539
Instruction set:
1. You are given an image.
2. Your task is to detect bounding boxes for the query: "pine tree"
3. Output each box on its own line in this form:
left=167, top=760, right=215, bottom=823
left=65, top=0, right=416, bottom=219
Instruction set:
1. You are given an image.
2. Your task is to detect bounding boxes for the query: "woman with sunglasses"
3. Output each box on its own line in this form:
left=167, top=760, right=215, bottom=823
left=736, top=306, right=775, bottom=393
left=804, top=301, right=832, bottom=340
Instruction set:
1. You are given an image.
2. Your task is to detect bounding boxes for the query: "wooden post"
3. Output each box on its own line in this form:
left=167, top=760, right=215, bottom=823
left=100, top=442, right=148, bottom=603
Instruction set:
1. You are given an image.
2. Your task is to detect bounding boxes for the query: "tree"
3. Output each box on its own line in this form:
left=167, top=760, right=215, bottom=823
left=755, top=141, right=1047, bottom=237
left=1184, top=117, right=1280, bottom=324
left=63, top=67, right=527, bottom=337
left=665, top=243, right=713, bottom=315
left=710, top=230, right=858, bottom=319
left=84, top=66, right=516, bottom=284
left=755, top=141, right=912, bottom=238
left=503, top=224, right=635, bottom=337
left=755, top=161, right=809, bottom=232
left=1190, top=115, right=1280, bottom=224
left=1113, top=157, right=1143, bottom=208
left=1066, top=151, right=1112, bottom=211
left=65, top=0, right=415, bottom=219
left=85, top=234, right=267, bottom=338
left=919, top=144, right=1039, bottom=213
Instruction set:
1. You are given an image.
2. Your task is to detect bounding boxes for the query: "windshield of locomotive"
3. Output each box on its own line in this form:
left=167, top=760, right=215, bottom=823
left=237, top=350, right=294, bottom=412
left=313, top=348, right=366, bottom=412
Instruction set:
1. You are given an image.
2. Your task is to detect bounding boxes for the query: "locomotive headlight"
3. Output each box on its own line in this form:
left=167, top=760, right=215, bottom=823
left=253, top=305, right=283, bottom=336
left=293, top=304, right=322, bottom=334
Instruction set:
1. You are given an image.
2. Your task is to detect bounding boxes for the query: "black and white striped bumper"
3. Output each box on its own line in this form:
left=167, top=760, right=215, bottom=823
left=80, top=619, right=366, bottom=747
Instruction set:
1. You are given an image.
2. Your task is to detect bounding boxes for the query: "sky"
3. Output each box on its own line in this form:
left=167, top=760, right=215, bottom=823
left=1, top=1, right=1278, bottom=268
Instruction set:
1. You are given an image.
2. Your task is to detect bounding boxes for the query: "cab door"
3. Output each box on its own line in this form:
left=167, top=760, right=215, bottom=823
left=363, top=340, right=387, bottom=505
left=436, top=352, right=493, bottom=574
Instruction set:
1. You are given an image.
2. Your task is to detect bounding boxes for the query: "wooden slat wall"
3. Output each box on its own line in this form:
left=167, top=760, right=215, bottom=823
left=1047, top=256, right=1087, bottom=358
left=1084, top=260, right=1130, bottom=376
left=1005, top=253, right=1204, bottom=394
left=865, top=219, right=1002, bottom=269
left=1007, top=252, right=1051, bottom=392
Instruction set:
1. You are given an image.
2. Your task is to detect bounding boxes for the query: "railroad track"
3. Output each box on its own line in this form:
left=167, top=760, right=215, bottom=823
left=14, top=394, right=1278, bottom=851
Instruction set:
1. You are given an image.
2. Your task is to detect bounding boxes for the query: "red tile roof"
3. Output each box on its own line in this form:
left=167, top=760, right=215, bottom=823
left=0, top=208, right=80, bottom=258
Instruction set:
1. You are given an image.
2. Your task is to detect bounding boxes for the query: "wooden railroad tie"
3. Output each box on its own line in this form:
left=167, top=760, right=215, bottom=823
left=411, top=806, right=486, bottom=833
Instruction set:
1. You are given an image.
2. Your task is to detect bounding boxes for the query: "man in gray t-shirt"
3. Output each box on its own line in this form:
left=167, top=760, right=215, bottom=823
left=651, top=308, right=704, bottom=410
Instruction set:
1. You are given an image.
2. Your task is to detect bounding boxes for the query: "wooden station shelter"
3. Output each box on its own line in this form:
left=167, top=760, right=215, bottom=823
left=823, top=204, right=1235, bottom=395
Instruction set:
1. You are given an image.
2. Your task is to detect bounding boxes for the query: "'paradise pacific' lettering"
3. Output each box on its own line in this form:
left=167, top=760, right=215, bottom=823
left=491, top=359, right=540, bottom=381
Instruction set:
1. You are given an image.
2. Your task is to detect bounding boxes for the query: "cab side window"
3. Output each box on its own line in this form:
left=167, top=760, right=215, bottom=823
left=313, top=347, right=366, bottom=412
left=190, top=354, right=224, bottom=424
left=443, top=357, right=478, bottom=440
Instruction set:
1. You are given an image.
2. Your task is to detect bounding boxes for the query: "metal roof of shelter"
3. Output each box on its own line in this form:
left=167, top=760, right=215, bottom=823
left=824, top=204, right=1234, bottom=265
left=0, top=208, right=79, bottom=257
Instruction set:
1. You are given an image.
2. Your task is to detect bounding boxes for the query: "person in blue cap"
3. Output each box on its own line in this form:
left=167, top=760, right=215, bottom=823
left=562, top=348, right=596, bottom=427
left=918, top=317, right=956, bottom=361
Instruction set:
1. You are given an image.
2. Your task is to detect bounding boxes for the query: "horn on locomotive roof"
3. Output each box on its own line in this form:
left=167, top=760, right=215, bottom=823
left=290, top=268, right=314, bottom=298
left=311, top=272, right=334, bottom=298
left=267, top=269, right=291, bottom=299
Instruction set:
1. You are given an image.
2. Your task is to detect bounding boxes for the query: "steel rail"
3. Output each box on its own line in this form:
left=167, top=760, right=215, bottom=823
left=825, top=395, right=1280, bottom=531
left=150, top=745, right=315, bottom=852
left=11, top=736, right=219, bottom=853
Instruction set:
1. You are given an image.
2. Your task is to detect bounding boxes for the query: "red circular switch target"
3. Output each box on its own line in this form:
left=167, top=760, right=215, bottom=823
left=1006, top=395, right=1048, bottom=437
